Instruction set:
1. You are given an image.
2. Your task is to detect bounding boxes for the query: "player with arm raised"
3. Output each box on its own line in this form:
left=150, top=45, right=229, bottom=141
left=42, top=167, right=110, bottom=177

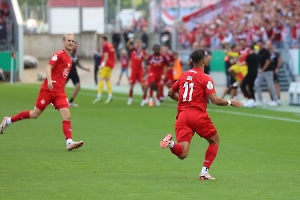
left=126, top=38, right=147, bottom=105
left=160, top=49, right=242, bottom=180
left=0, top=33, right=84, bottom=151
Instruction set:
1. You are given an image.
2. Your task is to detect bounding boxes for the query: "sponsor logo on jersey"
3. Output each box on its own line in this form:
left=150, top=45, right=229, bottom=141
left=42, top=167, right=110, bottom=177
left=63, top=68, right=70, bottom=78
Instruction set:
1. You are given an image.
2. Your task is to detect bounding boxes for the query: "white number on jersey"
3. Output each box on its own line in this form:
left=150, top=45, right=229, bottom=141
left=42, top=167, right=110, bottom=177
left=183, top=82, right=194, bottom=102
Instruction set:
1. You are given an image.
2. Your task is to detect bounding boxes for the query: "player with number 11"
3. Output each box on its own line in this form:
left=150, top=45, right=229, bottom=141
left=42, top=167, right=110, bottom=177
left=160, top=49, right=242, bottom=180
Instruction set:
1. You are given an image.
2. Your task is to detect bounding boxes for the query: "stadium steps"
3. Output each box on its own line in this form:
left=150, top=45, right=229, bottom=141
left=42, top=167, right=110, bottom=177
left=261, top=62, right=292, bottom=91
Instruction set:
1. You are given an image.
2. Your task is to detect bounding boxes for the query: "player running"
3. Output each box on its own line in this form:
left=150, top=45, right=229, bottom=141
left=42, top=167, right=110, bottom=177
left=141, top=45, right=168, bottom=107
left=160, top=49, right=242, bottom=180
left=0, top=33, right=84, bottom=151
left=126, top=38, right=147, bottom=105
left=93, top=36, right=115, bottom=104
left=66, top=41, right=90, bottom=107
left=160, top=45, right=175, bottom=101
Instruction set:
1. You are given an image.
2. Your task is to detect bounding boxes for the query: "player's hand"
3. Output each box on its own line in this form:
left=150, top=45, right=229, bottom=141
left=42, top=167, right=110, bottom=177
left=230, top=99, right=243, bottom=107
left=47, top=80, right=56, bottom=90
left=259, top=69, right=263, bottom=74
left=275, top=68, right=279, bottom=74
left=87, top=68, right=90, bottom=72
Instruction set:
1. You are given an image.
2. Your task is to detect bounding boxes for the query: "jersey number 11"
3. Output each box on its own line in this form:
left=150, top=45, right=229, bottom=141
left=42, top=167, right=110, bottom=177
left=183, top=82, right=194, bottom=102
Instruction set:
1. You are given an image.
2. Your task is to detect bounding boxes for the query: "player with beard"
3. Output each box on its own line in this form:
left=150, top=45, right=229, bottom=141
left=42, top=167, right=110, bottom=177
left=141, top=45, right=168, bottom=107
left=160, top=49, right=242, bottom=180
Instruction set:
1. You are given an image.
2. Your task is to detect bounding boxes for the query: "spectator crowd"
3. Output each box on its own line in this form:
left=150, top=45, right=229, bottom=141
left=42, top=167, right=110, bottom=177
left=177, top=0, right=300, bottom=49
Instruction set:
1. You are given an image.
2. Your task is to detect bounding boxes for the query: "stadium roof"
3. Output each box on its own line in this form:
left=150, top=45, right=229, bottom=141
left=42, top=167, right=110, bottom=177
left=47, top=0, right=104, bottom=7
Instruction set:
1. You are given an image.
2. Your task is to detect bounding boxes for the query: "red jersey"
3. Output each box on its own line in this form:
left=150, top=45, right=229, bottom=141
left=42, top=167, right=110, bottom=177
left=130, top=48, right=146, bottom=71
left=101, top=42, right=115, bottom=68
left=164, top=53, right=175, bottom=76
left=120, top=56, right=129, bottom=68
left=172, top=68, right=216, bottom=113
left=147, top=54, right=168, bottom=75
left=239, top=47, right=250, bottom=63
left=41, top=50, right=72, bottom=93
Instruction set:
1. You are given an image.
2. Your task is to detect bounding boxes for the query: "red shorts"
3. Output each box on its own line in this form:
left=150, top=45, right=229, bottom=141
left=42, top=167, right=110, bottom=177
left=35, top=89, right=69, bottom=111
left=130, top=69, right=143, bottom=84
left=145, top=72, right=163, bottom=87
left=175, top=109, right=217, bottom=143
left=164, top=73, right=174, bottom=85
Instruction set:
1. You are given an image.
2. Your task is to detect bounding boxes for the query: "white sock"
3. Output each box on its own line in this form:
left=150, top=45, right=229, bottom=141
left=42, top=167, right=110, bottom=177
left=169, top=141, right=175, bottom=148
left=149, top=98, right=153, bottom=102
left=201, top=166, right=208, bottom=174
left=128, top=97, right=132, bottom=101
left=6, top=117, right=12, bottom=125
left=66, top=139, right=73, bottom=145
left=108, top=94, right=112, bottom=99
left=97, top=94, right=102, bottom=98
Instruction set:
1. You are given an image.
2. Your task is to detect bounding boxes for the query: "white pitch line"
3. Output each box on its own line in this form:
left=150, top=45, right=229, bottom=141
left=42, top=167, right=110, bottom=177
left=209, top=109, right=300, bottom=123
left=4, top=86, right=300, bottom=123
left=78, top=91, right=300, bottom=123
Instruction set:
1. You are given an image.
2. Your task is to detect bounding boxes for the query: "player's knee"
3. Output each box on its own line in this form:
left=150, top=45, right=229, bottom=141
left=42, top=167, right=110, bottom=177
left=64, top=113, right=71, bottom=120
left=150, top=82, right=157, bottom=90
left=30, top=111, right=40, bottom=119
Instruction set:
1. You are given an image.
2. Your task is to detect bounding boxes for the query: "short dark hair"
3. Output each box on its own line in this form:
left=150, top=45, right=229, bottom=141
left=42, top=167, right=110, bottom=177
left=102, top=36, right=108, bottom=41
left=250, top=44, right=255, bottom=50
left=191, top=49, right=205, bottom=64
left=173, top=51, right=178, bottom=55
left=257, top=40, right=263, bottom=44
left=152, top=44, right=160, bottom=50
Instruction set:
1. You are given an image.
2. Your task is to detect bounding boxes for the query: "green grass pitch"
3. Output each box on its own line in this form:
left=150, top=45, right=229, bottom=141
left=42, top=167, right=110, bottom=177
left=0, top=84, right=299, bottom=199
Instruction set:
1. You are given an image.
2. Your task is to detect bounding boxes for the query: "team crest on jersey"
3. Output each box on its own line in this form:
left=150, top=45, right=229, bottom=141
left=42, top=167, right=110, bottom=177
left=52, top=55, right=58, bottom=61
left=63, top=68, right=70, bottom=78
left=41, top=99, right=45, bottom=104
left=207, top=81, right=214, bottom=90
left=68, top=63, right=70, bottom=67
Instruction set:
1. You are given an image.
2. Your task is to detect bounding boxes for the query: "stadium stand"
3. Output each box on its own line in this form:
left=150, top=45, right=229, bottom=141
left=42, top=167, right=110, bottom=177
left=178, top=0, right=300, bottom=49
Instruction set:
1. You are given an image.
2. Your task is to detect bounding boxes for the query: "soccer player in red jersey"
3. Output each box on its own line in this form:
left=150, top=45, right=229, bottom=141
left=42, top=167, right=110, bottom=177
left=93, top=36, right=115, bottom=104
left=142, top=45, right=168, bottom=107
left=160, top=45, right=175, bottom=101
left=160, top=49, right=242, bottom=180
left=0, top=33, right=84, bottom=151
left=126, top=39, right=147, bottom=105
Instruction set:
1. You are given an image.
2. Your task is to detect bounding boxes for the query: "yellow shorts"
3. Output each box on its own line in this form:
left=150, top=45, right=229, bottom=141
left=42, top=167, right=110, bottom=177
left=99, top=66, right=113, bottom=79
left=230, top=64, right=248, bottom=81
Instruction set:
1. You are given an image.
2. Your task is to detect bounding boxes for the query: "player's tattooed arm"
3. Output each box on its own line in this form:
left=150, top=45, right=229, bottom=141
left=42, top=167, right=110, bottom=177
left=168, top=89, right=179, bottom=101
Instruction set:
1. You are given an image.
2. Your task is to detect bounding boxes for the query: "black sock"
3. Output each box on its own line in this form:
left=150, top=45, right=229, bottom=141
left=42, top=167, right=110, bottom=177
left=70, top=98, right=74, bottom=103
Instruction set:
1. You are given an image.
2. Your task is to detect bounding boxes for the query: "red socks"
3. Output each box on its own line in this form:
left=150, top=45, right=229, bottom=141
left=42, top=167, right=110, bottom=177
left=11, top=110, right=30, bottom=122
left=62, top=120, right=72, bottom=140
left=170, top=143, right=184, bottom=156
left=129, top=89, right=133, bottom=98
left=149, top=89, right=153, bottom=98
left=142, top=93, right=147, bottom=100
left=203, top=144, right=218, bottom=168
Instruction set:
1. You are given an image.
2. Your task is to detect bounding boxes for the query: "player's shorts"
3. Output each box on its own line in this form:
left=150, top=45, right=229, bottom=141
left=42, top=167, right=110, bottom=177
left=35, top=89, right=69, bottom=111
left=130, top=69, right=143, bottom=84
left=175, top=109, right=217, bottom=143
left=274, top=72, right=279, bottom=84
left=66, top=72, right=80, bottom=85
left=164, top=73, right=174, bottom=86
left=230, top=64, right=248, bottom=81
left=99, top=66, right=113, bottom=79
left=145, top=72, right=163, bottom=87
